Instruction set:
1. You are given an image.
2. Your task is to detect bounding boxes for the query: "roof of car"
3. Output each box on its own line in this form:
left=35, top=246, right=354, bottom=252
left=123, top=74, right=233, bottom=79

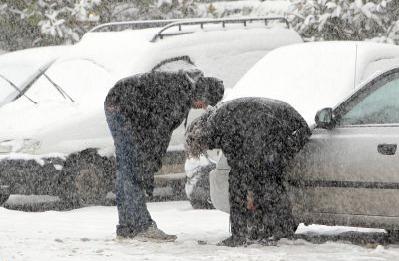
left=61, top=23, right=301, bottom=89
left=226, top=41, right=399, bottom=126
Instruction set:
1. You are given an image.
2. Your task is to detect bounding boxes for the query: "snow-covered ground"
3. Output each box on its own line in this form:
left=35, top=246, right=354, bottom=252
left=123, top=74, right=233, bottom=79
left=1, top=201, right=399, bottom=261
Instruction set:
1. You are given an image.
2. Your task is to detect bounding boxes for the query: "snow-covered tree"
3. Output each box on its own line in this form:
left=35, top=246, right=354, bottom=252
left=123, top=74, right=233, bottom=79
left=0, top=0, right=202, bottom=50
left=289, top=0, right=399, bottom=42
left=0, top=0, right=102, bottom=49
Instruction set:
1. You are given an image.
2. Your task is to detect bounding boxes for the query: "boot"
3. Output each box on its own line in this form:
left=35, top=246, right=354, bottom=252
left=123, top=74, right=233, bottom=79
left=116, top=225, right=137, bottom=239
left=135, top=223, right=177, bottom=242
left=218, top=207, right=248, bottom=247
left=217, top=235, right=247, bottom=247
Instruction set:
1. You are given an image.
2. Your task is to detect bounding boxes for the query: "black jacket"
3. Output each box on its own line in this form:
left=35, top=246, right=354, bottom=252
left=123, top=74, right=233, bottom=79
left=188, top=97, right=311, bottom=174
left=105, top=71, right=196, bottom=173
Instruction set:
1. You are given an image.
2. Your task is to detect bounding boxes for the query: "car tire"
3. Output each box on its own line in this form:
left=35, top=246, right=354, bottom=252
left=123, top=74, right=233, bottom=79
left=0, top=185, right=10, bottom=206
left=58, top=149, right=115, bottom=207
left=386, top=229, right=399, bottom=243
left=189, top=196, right=214, bottom=209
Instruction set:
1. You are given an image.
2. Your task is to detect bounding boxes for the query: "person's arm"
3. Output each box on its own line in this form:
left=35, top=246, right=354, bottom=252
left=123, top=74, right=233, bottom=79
left=185, top=108, right=218, bottom=158
left=204, top=110, right=222, bottom=150
left=284, top=107, right=312, bottom=155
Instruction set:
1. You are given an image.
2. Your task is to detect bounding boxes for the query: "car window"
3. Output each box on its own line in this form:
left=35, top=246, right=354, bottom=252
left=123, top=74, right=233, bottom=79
left=340, top=73, right=399, bottom=125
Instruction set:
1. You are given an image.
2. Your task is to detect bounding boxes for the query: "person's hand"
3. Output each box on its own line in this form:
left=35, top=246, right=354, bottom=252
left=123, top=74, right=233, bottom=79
left=193, top=100, right=207, bottom=109
left=247, top=191, right=256, bottom=212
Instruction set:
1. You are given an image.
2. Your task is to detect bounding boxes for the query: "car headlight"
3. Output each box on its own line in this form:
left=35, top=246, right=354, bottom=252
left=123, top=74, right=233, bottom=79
left=0, top=139, right=41, bottom=154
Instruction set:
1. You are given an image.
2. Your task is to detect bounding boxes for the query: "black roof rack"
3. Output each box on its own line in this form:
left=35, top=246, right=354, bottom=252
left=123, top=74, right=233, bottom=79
left=151, top=17, right=289, bottom=42
left=89, top=19, right=181, bottom=33
left=88, top=17, right=290, bottom=42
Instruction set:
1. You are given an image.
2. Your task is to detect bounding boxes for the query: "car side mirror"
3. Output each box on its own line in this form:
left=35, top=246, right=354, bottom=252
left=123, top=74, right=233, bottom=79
left=315, top=107, right=335, bottom=129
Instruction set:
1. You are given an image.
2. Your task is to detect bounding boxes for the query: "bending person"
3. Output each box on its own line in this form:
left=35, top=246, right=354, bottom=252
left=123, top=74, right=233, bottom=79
left=105, top=56, right=224, bottom=242
left=186, top=97, right=311, bottom=246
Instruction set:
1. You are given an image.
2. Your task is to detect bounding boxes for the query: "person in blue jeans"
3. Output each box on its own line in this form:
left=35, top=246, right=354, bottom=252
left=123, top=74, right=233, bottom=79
left=104, top=56, right=224, bottom=241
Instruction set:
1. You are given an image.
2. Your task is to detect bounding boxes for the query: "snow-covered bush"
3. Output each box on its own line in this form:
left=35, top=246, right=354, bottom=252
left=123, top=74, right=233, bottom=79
left=0, top=0, right=201, bottom=50
left=289, top=0, right=399, bottom=42
left=3, top=0, right=399, bottom=50
left=0, top=0, right=102, bottom=50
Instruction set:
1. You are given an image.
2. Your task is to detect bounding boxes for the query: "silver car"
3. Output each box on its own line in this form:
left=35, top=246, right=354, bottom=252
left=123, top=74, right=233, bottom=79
left=209, top=41, right=399, bottom=234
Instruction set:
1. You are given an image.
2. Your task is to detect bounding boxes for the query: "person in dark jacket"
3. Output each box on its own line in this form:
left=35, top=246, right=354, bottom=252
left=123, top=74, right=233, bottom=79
left=186, top=97, right=311, bottom=246
left=104, top=56, right=224, bottom=241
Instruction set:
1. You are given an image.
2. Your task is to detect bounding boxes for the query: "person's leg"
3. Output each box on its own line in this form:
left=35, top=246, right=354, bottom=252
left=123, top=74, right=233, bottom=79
left=257, top=162, right=297, bottom=240
left=218, top=168, right=248, bottom=246
left=246, top=170, right=263, bottom=241
left=105, top=109, right=153, bottom=235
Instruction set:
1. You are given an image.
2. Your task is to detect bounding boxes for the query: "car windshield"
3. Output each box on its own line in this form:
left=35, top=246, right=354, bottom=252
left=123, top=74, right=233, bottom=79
left=0, top=76, right=16, bottom=104
left=24, top=58, right=112, bottom=104
left=0, top=64, right=46, bottom=106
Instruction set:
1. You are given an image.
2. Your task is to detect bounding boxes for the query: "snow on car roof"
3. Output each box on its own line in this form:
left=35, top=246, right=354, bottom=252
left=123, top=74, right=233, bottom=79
left=64, top=25, right=302, bottom=89
left=226, top=41, right=399, bottom=126
left=147, top=26, right=302, bottom=90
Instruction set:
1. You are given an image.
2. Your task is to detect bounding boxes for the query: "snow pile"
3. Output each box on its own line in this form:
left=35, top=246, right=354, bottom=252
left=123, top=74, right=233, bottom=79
left=1, top=201, right=398, bottom=261
left=0, top=152, right=66, bottom=166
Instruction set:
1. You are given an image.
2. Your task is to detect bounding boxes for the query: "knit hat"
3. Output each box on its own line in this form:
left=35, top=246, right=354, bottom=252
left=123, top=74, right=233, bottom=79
left=195, top=76, right=224, bottom=106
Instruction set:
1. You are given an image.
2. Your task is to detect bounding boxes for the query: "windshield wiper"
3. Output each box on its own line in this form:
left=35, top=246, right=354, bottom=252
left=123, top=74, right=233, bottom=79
left=0, top=73, right=37, bottom=104
left=13, top=59, right=57, bottom=102
left=12, top=59, right=74, bottom=103
left=41, top=72, right=75, bottom=102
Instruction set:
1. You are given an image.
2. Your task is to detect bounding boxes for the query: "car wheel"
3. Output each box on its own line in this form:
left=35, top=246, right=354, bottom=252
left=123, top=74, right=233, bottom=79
left=58, top=149, right=114, bottom=207
left=0, top=185, right=10, bottom=206
left=189, top=195, right=214, bottom=209
left=386, top=229, right=399, bottom=243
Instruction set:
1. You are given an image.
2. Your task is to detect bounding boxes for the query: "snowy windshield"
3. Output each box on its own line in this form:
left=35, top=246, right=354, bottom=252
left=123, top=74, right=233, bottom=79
left=0, top=65, right=37, bottom=106
left=25, top=59, right=113, bottom=104
left=0, top=77, right=15, bottom=104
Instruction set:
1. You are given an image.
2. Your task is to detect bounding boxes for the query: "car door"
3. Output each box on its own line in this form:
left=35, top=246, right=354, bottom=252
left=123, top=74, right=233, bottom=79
left=291, top=68, right=399, bottom=218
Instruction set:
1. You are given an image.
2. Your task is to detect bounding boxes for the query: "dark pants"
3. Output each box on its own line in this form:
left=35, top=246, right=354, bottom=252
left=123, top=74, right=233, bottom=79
left=229, top=158, right=296, bottom=240
left=105, top=109, right=153, bottom=233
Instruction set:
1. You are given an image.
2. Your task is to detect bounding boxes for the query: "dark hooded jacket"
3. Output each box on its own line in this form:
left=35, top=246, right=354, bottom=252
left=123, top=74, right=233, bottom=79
left=105, top=69, right=224, bottom=178
left=105, top=72, right=196, bottom=173
left=187, top=97, right=311, bottom=179
left=186, top=97, right=311, bottom=239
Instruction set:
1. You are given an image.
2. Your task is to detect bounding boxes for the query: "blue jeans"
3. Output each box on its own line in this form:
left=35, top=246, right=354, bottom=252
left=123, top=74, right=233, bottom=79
left=105, top=108, right=153, bottom=233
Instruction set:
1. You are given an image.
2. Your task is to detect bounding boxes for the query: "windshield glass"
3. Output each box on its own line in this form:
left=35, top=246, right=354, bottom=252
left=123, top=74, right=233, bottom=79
left=25, top=59, right=113, bottom=104
left=0, top=77, right=16, bottom=104
left=0, top=64, right=42, bottom=105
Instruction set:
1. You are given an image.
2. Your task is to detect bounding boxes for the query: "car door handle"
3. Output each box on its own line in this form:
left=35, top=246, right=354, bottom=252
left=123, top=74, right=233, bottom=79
left=377, top=144, right=397, bottom=155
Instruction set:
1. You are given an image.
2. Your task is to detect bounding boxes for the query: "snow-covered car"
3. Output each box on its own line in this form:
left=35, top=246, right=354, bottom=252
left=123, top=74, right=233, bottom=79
left=209, top=41, right=399, bottom=234
left=0, top=18, right=302, bottom=206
